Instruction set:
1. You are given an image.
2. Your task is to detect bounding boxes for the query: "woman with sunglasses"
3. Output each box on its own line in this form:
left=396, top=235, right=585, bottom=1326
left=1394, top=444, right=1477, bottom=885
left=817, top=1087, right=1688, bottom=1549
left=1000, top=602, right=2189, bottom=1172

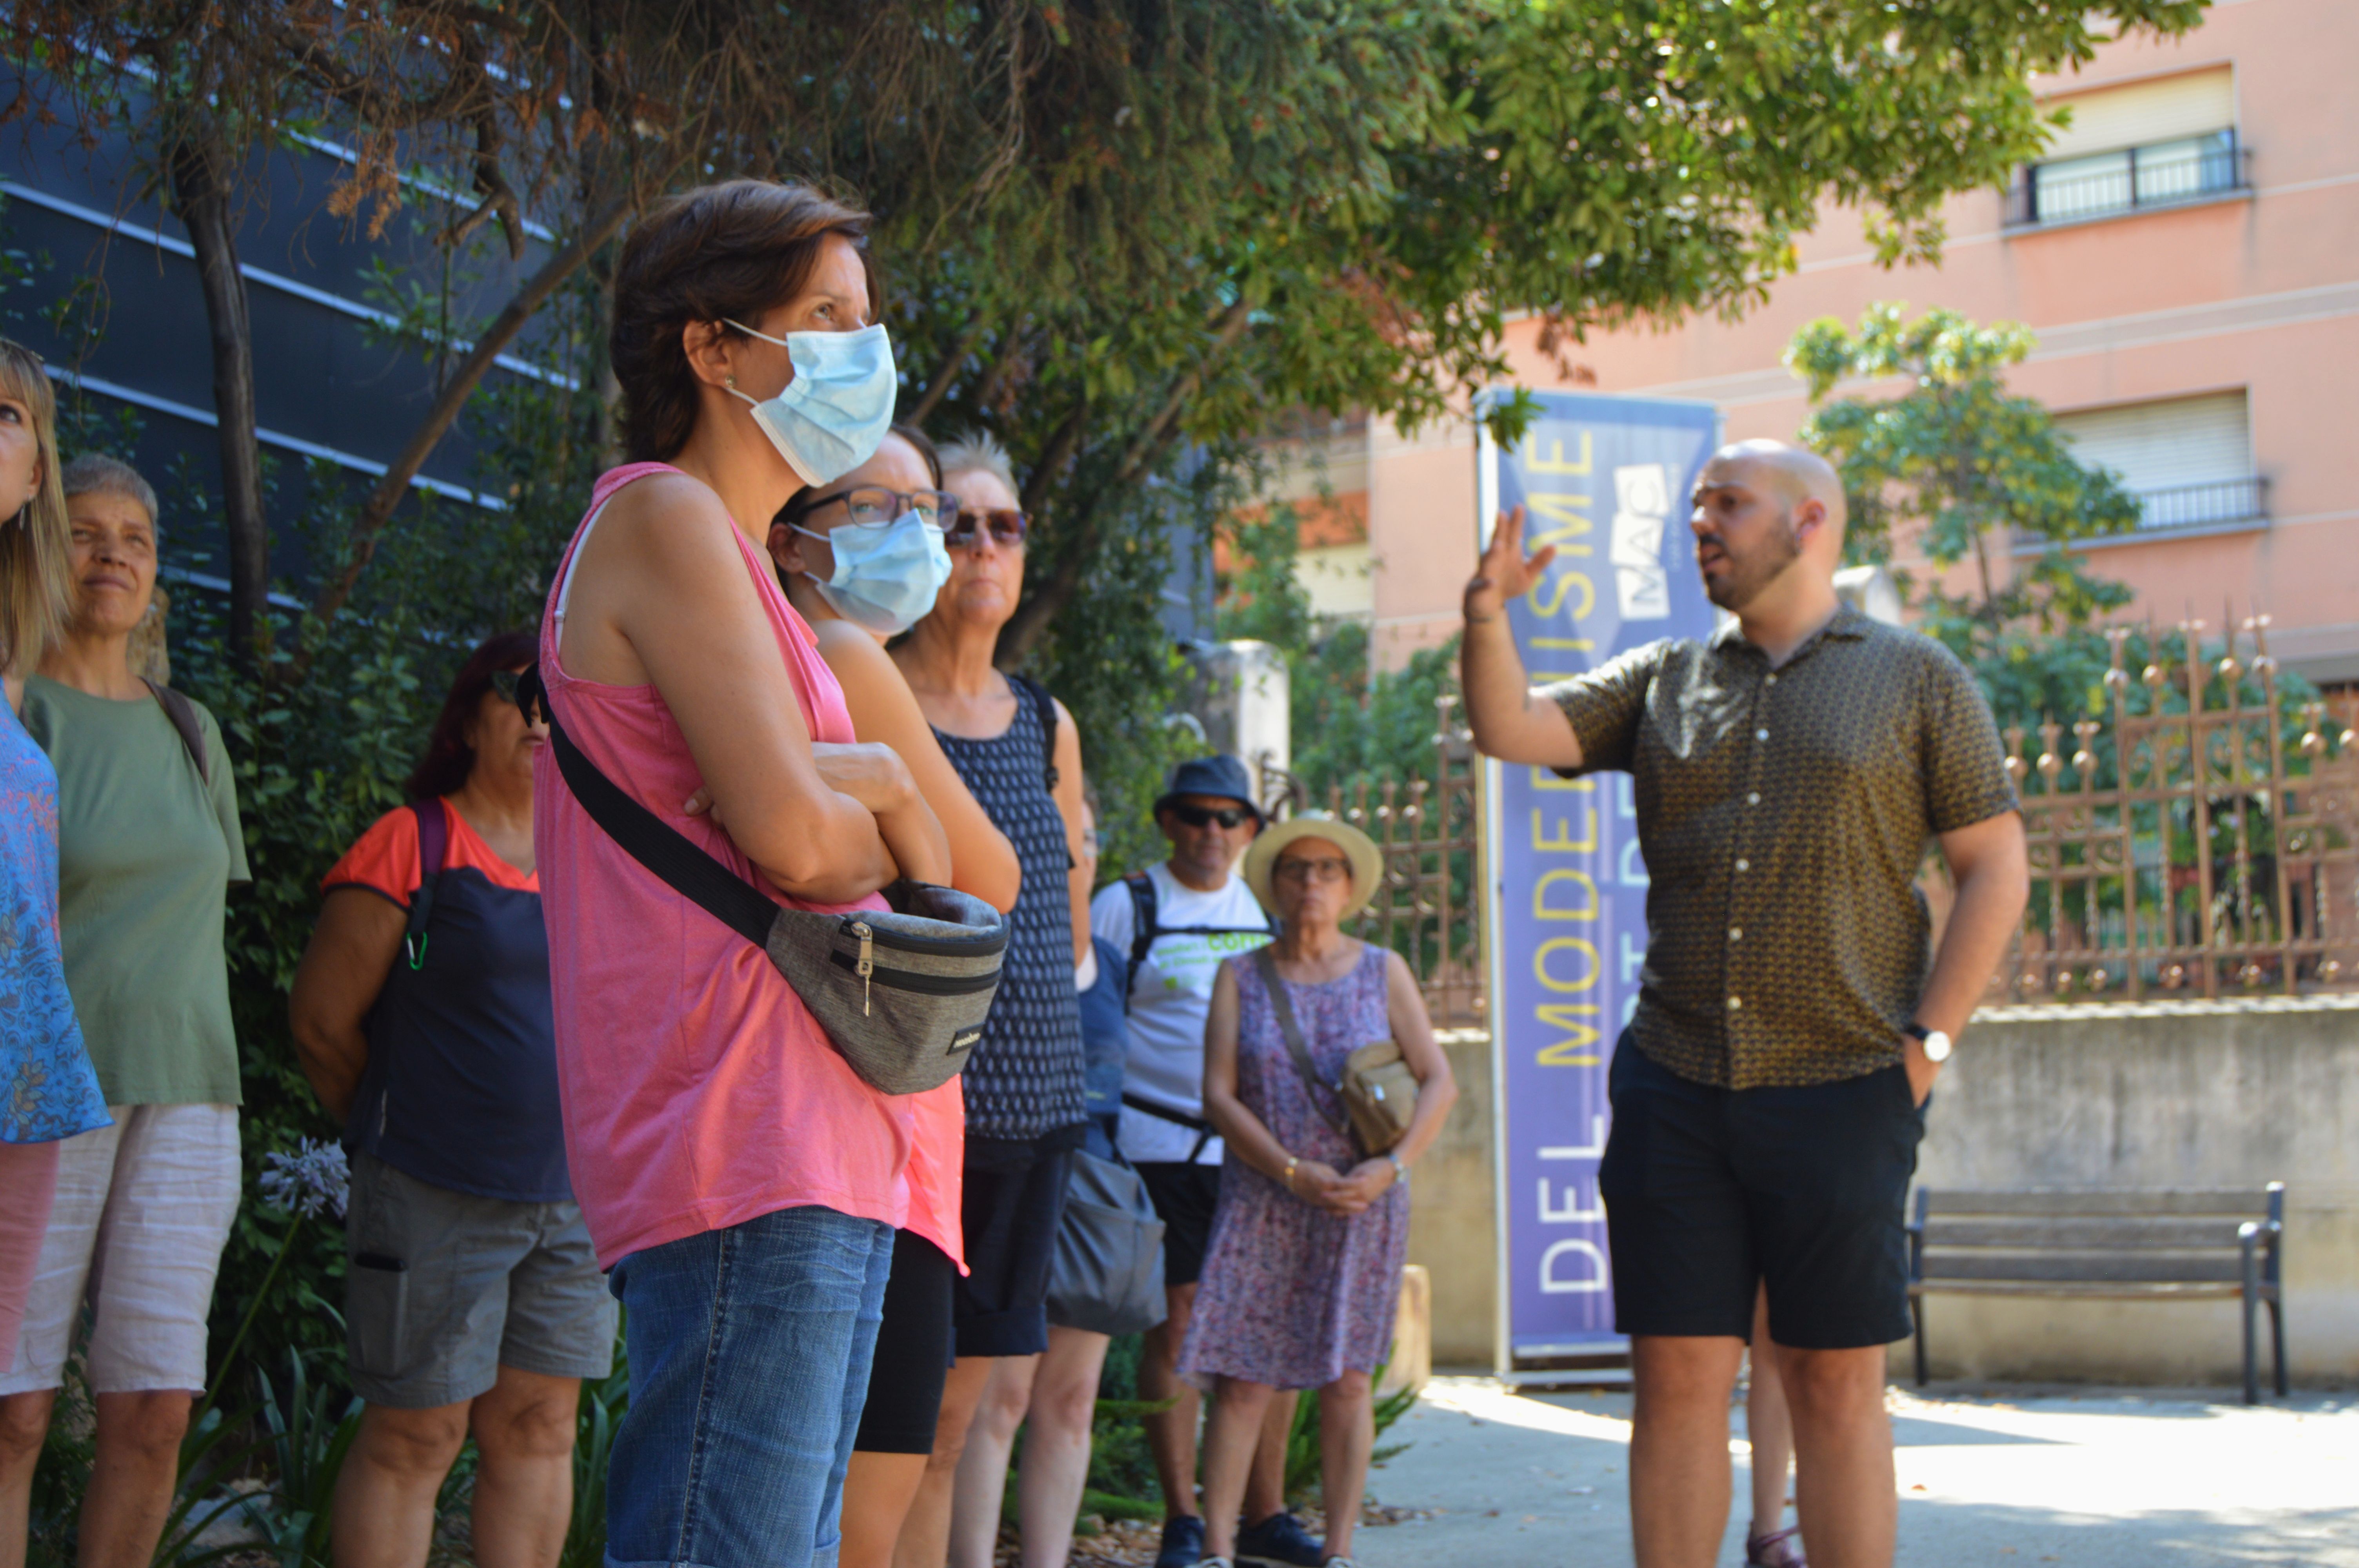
left=758, top=424, right=1018, bottom=1568
left=888, top=434, right=1093, bottom=1568
left=290, top=631, right=616, bottom=1568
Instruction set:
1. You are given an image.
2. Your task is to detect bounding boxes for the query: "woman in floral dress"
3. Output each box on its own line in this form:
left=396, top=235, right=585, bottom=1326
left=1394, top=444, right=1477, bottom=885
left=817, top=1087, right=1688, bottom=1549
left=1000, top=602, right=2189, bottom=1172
left=1181, top=815, right=1457, bottom=1568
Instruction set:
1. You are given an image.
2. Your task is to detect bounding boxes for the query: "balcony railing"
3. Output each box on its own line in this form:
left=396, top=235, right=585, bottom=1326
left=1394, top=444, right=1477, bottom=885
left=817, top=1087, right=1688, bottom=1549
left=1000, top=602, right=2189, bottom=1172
left=2007, top=130, right=2249, bottom=228
left=2134, top=476, right=2268, bottom=533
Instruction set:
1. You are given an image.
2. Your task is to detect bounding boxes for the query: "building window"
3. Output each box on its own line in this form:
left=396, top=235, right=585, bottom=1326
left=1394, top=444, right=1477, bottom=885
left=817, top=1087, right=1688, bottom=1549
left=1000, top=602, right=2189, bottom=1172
left=2008, top=66, right=2248, bottom=228
left=2054, top=391, right=2267, bottom=535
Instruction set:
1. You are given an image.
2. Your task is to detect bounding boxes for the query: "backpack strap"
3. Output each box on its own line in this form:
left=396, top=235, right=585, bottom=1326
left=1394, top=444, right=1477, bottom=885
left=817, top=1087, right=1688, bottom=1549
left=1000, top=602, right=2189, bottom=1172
left=1008, top=672, right=1058, bottom=791
left=403, top=799, right=450, bottom=971
left=1124, top=870, right=1158, bottom=975
left=141, top=679, right=208, bottom=786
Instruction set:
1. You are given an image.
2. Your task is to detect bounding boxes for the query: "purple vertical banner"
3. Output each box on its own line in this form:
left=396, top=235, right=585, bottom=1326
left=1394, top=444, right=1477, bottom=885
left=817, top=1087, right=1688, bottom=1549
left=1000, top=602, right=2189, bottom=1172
left=1478, top=391, right=1719, bottom=1363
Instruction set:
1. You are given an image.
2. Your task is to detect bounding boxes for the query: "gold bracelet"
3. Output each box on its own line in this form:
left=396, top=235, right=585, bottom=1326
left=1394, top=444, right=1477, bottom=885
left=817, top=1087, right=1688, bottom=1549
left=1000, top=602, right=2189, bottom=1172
left=1283, top=1156, right=1299, bottom=1192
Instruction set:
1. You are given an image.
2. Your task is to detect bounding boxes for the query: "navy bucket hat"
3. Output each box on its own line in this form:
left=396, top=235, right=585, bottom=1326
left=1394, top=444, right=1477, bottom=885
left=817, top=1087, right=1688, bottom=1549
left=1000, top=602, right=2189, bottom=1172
left=1154, top=754, right=1263, bottom=824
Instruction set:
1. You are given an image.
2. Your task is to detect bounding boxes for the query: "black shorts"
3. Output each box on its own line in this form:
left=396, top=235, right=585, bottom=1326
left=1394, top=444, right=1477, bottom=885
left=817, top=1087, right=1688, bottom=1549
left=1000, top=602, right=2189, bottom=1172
left=1598, top=1039, right=1927, bottom=1350
left=1135, top=1161, right=1223, bottom=1289
left=854, top=1229, right=957, bottom=1453
left=953, top=1137, right=1078, bottom=1359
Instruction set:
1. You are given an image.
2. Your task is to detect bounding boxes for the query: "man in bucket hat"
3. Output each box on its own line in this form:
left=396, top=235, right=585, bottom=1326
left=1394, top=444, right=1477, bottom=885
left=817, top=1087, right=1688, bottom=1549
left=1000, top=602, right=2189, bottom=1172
left=1090, top=757, right=1322, bottom=1568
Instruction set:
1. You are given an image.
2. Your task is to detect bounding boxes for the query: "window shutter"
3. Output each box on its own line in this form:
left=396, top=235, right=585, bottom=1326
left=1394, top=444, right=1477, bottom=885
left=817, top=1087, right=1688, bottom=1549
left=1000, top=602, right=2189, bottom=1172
left=2056, top=392, right=2251, bottom=492
left=2041, top=67, right=2235, bottom=162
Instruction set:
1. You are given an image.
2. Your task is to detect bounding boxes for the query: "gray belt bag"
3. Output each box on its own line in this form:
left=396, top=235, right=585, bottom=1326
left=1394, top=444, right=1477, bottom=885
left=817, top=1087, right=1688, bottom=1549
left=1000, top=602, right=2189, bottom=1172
left=539, top=691, right=1005, bottom=1095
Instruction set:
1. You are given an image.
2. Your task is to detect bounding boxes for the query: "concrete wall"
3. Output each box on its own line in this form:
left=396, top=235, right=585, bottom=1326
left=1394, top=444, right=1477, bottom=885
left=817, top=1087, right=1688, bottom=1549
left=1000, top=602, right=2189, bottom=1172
left=1404, top=1027, right=1498, bottom=1368
left=1903, top=995, right=2359, bottom=1387
left=1408, top=998, right=2359, bottom=1385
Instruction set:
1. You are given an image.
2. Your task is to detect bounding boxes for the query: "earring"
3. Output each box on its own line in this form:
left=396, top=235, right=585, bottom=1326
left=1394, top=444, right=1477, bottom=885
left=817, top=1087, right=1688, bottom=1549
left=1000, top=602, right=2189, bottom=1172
left=725, top=374, right=738, bottom=390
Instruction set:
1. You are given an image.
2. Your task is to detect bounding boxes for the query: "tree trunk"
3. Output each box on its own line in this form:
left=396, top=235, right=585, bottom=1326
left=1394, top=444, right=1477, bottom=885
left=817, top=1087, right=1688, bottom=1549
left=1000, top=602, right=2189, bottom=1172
left=169, top=130, right=271, bottom=659
left=304, top=193, right=636, bottom=631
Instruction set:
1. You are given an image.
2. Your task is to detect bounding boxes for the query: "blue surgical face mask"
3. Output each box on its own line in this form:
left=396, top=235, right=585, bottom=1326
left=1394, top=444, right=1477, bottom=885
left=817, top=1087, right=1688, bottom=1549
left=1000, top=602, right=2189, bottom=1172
left=794, top=509, right=952, bottom=636
left=724, top=320, right=896, bottom=487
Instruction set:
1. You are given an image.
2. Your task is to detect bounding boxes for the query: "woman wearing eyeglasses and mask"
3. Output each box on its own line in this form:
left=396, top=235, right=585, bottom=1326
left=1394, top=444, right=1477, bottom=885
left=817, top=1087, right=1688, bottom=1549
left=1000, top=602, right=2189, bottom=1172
left=758, top=423, right=1019, bottom=1568
left=532, top=180, right=949, bottom=1568
left=888, top=434, right=1092, bottom=1568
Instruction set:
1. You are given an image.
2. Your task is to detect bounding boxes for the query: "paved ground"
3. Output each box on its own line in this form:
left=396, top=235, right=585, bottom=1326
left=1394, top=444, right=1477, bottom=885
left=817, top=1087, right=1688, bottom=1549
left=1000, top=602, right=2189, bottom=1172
left=1345, top=1377, right=2359, bottom=1567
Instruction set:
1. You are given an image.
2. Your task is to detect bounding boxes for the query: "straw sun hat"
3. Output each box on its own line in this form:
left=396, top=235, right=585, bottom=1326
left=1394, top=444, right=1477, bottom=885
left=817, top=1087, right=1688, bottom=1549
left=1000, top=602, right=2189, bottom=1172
left=1241, top=813, right=1385, bottom=922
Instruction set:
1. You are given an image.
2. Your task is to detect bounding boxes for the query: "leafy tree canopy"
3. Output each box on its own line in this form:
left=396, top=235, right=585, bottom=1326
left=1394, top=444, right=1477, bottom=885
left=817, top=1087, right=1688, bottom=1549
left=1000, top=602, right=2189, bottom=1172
left=1792, top=303, right=2139, bottom=662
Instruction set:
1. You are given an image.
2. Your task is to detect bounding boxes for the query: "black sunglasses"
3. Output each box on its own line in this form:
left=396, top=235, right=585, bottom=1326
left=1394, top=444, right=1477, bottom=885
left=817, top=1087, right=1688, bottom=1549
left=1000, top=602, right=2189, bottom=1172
left=944, top=507, right=1029, bottom=548
left=1168, top=802, right=1252, bottom=830
left=489, top=669, right=523, bottom=702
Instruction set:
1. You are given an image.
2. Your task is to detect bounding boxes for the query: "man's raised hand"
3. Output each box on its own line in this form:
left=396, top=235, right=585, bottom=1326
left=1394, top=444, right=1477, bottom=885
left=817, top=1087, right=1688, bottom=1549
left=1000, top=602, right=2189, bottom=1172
left=1464, top=505, right=1556, bottom=624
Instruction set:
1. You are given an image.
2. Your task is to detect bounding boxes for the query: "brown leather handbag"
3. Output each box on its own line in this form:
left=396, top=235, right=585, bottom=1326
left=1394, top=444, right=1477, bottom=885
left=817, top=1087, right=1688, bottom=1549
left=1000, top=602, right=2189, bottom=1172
left=1254, top=948, right=1419, bottom=1156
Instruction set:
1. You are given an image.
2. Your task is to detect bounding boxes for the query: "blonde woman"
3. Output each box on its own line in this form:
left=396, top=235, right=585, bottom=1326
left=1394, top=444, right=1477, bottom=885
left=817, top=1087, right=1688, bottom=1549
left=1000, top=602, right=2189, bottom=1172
left=0, top=343, right=112, bottom=1568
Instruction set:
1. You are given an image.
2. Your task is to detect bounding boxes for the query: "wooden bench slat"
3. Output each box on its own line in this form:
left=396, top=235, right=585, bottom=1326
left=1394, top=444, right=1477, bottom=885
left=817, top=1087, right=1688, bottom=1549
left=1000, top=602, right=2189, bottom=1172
left=1919, top=1251, right=2246, bottom=1284
left=1918, top=1217, right=2254, bottom=1250
left=1909, top=1280, right=2250, bottom=1300
left=1921, top=1189, right=2272, bottom=1218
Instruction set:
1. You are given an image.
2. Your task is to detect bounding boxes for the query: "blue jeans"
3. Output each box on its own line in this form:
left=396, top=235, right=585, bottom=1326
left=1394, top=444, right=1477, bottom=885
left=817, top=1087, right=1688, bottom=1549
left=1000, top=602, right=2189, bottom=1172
left=605, top=1205, right=895, bottom=1568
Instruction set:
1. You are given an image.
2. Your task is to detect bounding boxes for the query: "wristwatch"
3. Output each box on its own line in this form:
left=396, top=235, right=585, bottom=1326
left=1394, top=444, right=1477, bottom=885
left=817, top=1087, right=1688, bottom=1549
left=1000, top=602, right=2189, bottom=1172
left=1903, top=1022, right=1952, bottom=1063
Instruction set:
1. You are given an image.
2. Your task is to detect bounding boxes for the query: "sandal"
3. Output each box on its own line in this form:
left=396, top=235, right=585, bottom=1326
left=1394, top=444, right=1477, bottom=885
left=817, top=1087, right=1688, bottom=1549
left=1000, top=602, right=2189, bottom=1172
left=1747, top=1526, right=1807, bottom=1568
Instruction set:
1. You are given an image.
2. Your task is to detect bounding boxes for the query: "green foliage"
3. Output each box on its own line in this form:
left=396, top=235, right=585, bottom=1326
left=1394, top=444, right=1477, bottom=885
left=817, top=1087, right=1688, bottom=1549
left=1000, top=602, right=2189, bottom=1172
left=1792, top=303, right=2139, bottom=663
left=1213, top=503, right=1459, bottom=808
left=560, top=1362, right=633, bottom=1568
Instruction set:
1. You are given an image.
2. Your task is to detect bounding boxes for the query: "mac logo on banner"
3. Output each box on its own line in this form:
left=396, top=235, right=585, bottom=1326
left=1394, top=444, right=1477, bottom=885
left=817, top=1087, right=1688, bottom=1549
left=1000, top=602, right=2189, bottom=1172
left=1610, top=463, right=1673, bottom=621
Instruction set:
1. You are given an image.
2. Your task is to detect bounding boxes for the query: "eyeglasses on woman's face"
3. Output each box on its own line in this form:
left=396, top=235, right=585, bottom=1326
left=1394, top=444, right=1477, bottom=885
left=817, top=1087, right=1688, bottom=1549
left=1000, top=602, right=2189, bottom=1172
left=944, top=506, right=1028, bottom=550
left=1273, top=855, right=1352, bottom=886
left=788, top=486, right=957, bottom=530
left=488, top=669, right=523, bottom=702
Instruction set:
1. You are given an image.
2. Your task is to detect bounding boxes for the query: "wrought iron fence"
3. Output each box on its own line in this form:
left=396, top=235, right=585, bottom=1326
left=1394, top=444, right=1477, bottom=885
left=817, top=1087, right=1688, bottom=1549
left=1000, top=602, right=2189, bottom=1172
left=1990, top=611, right=2359, bottom=1003
left=1257, top=694, right=1488, bottom=1027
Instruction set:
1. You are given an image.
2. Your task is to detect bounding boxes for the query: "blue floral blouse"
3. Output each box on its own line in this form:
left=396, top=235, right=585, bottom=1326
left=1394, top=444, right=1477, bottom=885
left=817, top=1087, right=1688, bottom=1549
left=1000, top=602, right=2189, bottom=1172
left=1, top=701, right=107, bottom=1143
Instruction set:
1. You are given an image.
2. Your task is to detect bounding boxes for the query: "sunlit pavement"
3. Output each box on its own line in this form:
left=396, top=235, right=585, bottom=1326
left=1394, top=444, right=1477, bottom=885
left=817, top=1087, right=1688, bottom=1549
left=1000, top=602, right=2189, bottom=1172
left=1350, top=1375, right=2359, bottom=1566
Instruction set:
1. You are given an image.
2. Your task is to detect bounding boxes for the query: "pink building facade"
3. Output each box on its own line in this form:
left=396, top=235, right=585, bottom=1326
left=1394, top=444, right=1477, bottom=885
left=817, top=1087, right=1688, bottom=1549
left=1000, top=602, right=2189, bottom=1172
left=1297, top=0, right=2356, bottom=686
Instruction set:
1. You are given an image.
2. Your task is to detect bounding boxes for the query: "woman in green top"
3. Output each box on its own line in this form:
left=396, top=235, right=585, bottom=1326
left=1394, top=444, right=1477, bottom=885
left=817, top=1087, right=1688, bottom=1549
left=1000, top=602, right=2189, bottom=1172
left=0, top=455, right=247, bottom=1568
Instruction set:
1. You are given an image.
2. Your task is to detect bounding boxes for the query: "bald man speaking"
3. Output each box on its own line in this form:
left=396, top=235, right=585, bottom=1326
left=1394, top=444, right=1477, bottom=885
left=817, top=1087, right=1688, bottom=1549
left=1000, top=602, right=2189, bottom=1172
left=1462, top=440, right=2029, bottom=1568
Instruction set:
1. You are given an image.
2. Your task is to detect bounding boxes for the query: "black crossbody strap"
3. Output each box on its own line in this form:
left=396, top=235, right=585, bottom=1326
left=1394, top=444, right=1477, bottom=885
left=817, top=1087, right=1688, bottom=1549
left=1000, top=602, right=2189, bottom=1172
left=545, top=710, right=778, bottom=951
left=403, top=798, right=449, bottom=970
left=142, top=679, right=208, bottom=784
left=1253, top=947, right=1349, bottom=1138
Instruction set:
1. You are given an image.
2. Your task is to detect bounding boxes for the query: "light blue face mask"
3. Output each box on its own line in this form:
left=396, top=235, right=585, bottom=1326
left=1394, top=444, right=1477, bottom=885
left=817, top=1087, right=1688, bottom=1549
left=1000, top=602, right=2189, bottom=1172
left=794, top=510, right=953, bottom=636
left=724, top=320, right=897, bottom=487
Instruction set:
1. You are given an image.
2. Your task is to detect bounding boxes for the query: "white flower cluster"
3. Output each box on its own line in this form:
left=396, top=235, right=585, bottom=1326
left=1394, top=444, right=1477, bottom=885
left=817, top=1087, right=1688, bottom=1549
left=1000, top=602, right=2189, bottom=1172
left=258, top=1138, right=351, bottom=1221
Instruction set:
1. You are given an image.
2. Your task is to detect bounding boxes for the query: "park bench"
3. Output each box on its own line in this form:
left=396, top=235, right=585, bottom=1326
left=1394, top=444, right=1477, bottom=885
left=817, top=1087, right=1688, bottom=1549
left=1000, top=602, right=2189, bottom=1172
left=1907, top=1185, right=2286, bottom=1403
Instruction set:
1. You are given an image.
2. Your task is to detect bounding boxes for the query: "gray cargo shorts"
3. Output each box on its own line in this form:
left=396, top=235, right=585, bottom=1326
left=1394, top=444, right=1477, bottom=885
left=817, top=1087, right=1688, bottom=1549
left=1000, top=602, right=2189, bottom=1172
left=344, top=1151, right=617, bottom=1409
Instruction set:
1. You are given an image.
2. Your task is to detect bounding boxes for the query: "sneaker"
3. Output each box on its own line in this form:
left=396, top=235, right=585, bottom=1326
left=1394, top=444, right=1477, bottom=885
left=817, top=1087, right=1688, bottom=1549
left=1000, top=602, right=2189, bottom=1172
left=1747, top=1526, right=1807, bottom=1568
left=1155, top=1515, right=1208, bottom=1568
left=1236, top=1510, right=1325, bottom=1568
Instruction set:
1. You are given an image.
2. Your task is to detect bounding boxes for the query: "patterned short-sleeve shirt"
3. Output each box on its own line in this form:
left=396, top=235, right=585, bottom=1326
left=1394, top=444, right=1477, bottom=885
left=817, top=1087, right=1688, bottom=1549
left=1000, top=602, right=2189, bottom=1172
left=1543, top=605, right=2018, bottom=1090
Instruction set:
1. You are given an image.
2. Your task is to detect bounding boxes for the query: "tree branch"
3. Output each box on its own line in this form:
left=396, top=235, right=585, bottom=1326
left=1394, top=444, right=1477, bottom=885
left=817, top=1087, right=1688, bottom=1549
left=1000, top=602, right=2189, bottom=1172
left=995, top=296, right=1254, bottom=664
left=303, top=192, right=635, bottom=632
left=907, top=318, right=989, bottom=430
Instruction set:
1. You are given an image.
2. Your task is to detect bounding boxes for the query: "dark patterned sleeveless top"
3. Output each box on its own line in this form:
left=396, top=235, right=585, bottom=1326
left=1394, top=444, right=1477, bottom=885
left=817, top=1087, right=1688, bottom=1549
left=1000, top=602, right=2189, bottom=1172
left=932, top=680, right=1088, bottom=1145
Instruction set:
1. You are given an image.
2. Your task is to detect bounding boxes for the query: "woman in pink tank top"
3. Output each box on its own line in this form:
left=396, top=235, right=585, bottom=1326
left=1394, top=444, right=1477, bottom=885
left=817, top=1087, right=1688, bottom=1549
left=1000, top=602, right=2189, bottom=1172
left=533, top=180, right=948, bottom=1568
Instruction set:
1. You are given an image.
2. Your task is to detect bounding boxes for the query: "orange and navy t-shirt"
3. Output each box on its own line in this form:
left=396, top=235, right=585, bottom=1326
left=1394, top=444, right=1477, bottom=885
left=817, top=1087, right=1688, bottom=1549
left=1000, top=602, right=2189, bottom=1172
left=323, top=800, right=567, bottom=1203
left=322, top=799, right=538, bottom=903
